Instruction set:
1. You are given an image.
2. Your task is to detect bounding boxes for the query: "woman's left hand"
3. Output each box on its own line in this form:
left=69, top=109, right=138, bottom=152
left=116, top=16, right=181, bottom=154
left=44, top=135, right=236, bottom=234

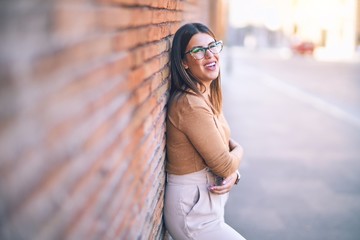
left=209, top=171, right=238, bottom=195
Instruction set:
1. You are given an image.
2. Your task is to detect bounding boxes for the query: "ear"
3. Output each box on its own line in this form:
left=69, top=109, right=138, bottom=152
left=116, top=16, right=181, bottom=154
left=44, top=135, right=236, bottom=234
left=182, top=60, right=189, bottom=69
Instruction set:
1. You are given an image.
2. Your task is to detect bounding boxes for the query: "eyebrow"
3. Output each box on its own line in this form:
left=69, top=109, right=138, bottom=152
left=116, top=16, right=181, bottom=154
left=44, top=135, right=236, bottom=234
left=189, top=40, right=216, bottom=50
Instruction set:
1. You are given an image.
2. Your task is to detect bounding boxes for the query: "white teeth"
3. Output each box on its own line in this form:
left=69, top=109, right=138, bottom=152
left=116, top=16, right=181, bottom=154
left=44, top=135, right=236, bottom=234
left=205, top=62, right=216, bottom=67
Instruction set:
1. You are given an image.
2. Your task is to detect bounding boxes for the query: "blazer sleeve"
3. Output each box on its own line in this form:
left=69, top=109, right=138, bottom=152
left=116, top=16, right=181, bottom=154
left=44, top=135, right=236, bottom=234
left=178, top=97, right=241, bottom=178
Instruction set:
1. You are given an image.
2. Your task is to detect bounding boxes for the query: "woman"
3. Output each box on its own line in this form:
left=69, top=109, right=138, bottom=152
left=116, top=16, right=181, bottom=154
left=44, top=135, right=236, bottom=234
left=164, top=23, right=246, bottom=240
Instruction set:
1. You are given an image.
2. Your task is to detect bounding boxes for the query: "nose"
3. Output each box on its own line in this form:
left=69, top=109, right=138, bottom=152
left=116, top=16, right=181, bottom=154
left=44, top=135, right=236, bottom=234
left=204, top=49, right=214, bottom=58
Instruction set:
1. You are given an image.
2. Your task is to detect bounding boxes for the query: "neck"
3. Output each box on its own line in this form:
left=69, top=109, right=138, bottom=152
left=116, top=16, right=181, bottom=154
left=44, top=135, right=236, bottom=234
left=199, top=81, right=211, bottom=96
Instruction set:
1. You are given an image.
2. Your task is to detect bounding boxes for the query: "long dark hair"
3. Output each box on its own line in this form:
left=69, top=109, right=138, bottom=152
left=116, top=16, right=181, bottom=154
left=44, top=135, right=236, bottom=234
left=169, top=23, right=223, bottom=115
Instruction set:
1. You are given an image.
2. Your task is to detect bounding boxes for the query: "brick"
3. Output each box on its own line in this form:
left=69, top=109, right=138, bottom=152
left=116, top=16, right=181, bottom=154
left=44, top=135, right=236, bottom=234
left=98, top=7, right=132, bottom=30
left=64, top=142, right=132, bottom=239
left=53, top=5, right=97, bottom=41
left=114, top=24, right=175, bottom=52
left=98, top=0, right=182, bottom=10
left=0, top=0, right=213, bottom=239
left=97, top=0, right=147, bottom=6
left=99, top=7, right=181, bottom=30
left=128, top=54, right=168, bottom=92
left=113, top=28, right=147, bottom=51
left=33, top=35, right=113, bottom=81
left=40, top=52, right=129, bottom=136
left=148, top=24, right=172, bottom=42
left=132, top=40, right=169, bottom=67
left=43, top=74, right=127, bottom=149
left=4, top=80, right=132, bottom=236
left=30, top=100, right=133, bottom=238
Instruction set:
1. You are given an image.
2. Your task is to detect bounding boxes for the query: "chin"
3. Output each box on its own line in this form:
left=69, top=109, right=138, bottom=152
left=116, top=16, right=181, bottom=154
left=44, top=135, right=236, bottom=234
left=208, top=72, right=220, bottom=80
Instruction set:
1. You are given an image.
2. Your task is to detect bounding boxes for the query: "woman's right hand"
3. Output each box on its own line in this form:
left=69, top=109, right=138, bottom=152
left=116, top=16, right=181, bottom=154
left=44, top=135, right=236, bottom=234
left=208, top=171, right=238, bottom=195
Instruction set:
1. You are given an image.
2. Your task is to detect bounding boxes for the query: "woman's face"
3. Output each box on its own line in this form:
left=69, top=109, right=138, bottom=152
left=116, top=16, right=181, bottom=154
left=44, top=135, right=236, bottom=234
left=183, top=33, right=220, bottom=86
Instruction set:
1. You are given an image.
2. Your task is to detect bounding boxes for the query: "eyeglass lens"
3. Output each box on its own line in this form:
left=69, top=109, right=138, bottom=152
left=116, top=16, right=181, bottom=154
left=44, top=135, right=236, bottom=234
left=190, top=41, right=223, bottom=59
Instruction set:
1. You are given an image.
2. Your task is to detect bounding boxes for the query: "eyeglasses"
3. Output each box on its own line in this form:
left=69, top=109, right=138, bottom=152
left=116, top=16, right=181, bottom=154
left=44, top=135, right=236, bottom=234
left=185, top=40, right=223, bottom=60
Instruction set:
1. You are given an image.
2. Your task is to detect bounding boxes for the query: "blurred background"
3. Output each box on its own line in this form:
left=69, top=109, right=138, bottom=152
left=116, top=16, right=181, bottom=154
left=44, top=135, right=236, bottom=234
left=221, top=0, right=360, bottom=240
left=0, top=0, right=359, bottom=239
left=226, top=0, right=360, bottom=60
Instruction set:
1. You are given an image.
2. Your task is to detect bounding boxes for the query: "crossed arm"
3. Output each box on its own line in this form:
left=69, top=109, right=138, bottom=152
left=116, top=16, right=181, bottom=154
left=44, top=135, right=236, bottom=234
left=209, top=138, right=243, bottom=194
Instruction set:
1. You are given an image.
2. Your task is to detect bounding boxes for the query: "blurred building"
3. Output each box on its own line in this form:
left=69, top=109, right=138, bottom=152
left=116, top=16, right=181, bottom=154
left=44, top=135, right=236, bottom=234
left=182, top=0, right=228, bottom=41
left=287, top=0, right=359, bottom=59
left=228, top=0, right=360, bottom=60
left=357, top=0, right=360, bottom=50
left=209, top=0, right=229, bottom=41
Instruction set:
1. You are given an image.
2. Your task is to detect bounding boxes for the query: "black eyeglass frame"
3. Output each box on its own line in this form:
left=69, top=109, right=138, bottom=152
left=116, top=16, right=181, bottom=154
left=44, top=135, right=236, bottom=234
left=184, top=40, right=223, bottom=60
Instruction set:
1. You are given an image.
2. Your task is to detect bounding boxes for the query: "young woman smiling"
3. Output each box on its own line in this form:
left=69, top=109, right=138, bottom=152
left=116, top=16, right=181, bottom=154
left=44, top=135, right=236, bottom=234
left=164, top=23, right=246, bottom=240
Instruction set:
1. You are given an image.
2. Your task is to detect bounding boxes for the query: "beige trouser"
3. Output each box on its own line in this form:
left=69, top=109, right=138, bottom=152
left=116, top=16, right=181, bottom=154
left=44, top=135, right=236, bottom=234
left=164, top=168, right=246, bottom=240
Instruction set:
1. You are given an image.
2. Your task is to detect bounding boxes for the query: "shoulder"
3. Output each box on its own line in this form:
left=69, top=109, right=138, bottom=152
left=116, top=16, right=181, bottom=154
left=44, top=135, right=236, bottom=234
left=171, top=93, right=210, bottom=113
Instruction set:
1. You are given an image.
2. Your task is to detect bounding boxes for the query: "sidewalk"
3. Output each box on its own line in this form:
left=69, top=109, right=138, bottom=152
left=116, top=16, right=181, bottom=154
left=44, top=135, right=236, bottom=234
left=221, top=49, right=360, bottom=240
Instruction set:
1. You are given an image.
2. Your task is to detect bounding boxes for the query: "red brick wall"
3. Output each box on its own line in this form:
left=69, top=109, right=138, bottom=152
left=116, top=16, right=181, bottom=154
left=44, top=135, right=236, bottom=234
left=0, top=0, right=216, bottom=239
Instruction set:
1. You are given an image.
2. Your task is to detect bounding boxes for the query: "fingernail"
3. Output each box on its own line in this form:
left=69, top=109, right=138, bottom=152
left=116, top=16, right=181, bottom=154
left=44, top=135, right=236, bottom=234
left=222, top=180, right=227, bottom=185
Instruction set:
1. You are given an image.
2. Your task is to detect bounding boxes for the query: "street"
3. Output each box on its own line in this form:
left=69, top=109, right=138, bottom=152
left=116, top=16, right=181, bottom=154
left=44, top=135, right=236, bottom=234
left=222, top=48, right=360, bottom=240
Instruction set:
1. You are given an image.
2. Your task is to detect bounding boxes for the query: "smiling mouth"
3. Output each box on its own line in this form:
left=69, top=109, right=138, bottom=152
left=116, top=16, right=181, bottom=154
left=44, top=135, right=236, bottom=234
left=205, top=62, right=216, bottom=67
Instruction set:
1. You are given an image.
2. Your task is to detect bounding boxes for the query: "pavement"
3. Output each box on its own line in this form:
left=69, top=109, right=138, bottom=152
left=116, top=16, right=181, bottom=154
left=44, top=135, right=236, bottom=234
left=221, top=48, right=360, bottom=240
